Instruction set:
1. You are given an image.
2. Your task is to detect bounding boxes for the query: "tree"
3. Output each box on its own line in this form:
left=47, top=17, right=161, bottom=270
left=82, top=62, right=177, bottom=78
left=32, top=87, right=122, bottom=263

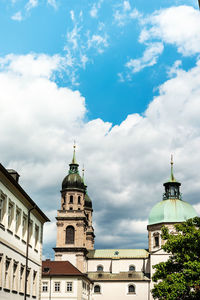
left=152, top=217, right=200, bottom=300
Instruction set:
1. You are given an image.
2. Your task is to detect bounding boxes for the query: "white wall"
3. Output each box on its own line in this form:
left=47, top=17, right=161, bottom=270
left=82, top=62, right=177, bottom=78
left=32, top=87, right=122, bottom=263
left=92, top=281, right=149, bottom=300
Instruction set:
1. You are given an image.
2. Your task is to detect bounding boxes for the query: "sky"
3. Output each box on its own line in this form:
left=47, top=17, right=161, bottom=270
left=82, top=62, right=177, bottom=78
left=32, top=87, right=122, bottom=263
left=0, top=0, right=200, bottom=258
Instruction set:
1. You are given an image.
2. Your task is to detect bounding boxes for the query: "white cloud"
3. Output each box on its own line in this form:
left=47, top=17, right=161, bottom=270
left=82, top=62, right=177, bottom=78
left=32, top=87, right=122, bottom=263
left=122, top=5, right=200, bottom=78
left=140, top=5, right=200, bottom=56
left=47, top=0, right=57, bottom=9
left=114, top=1, right=141, bottom=26
left=26, top=0, right=38, bottom=11
left=87, top=34, right=109, bottom=53
left=0, top=53, right=64, bottom=79
left=126, top=42, right=164, bottom=73
left=11, top=11, right=23, bottom=21
left=90, top=0, right=103, bottom=18
left=1, top=53, right=200, bottom=250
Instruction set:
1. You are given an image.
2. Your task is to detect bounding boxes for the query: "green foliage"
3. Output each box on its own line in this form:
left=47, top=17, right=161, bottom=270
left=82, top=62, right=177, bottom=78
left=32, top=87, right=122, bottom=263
left=152, top=217, right=200, bottom=300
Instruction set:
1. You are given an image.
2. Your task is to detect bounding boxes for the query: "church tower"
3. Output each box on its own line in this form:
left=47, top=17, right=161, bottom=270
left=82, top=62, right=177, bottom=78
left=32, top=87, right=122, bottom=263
left=54, top=146, right=95, bottom=272
left=147, top=156, right=197, bottom=252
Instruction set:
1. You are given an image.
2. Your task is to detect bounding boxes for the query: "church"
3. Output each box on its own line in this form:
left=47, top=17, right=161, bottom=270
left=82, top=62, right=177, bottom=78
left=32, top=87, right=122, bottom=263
left=41, top=148, right=197, bottom=300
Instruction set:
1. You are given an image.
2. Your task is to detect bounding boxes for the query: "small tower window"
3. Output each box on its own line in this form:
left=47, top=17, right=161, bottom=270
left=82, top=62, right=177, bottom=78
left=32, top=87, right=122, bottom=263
left=128, top=284, right=135, bottom=294
left=69, top=207, right=73, bottom=211
left=153, top=233, right=160, bottom=248
left=94, top=285, right=101, bottom=293
left=129, top=265, right=135, bottom=271
left=69, top=195, right=73, bottom=204
left=155, top=236, right=159, bottom=247
left=66, top=226, right=75, bottom=244
left=97, top=265, right=103, bottom=272
left=78, top=196, right=81, bottom=204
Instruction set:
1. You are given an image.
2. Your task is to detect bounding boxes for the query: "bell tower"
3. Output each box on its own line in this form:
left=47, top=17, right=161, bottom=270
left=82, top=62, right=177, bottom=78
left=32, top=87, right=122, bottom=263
left=54, top=145, right=95, bottom=272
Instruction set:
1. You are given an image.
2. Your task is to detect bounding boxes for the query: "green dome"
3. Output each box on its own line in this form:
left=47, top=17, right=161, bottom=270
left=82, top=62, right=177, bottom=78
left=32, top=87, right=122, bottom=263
left=85, top=193, right=92, bottom=209
left=148, top=199, right=197, bottom=225
left=62, top=173, right=85, bottom=191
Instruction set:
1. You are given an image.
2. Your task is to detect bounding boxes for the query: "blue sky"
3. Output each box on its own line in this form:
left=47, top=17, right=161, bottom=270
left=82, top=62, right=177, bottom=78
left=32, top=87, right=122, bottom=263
left=0, top=0, right=200, bottom=257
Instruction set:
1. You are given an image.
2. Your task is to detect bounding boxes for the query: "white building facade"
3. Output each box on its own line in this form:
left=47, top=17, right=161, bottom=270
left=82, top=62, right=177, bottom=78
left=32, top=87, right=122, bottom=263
left=0, top=164, right=49, bottom=300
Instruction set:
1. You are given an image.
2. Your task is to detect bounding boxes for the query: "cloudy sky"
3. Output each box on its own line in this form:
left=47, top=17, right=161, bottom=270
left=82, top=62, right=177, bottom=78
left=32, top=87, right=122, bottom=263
left=1, top=0, right=200, bottom=258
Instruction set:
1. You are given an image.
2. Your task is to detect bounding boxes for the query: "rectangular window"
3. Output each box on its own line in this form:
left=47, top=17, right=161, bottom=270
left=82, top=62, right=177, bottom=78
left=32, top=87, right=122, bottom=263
left=0, top=191, right=6, bottom=223
left=0, top=254, right=3, bottom=288
left=22, top=215, right=27, bottom=239
left=26, top=268, right=31, bottom=295
left=28, top=220, right=33, bottom=244
left=15, top=208, right=21, bottom=234
left=12, top=261, right=18, bottom=291
left=66, top=281, right=73, bottom=292
left=4, top=258, right=11, bottom=290
left=19, top=265, right=25, bottom=293
left=8, top=201, right=14, bottom=228
left=42, top=281, right=48, bottom=292
left=35, top=225, right=39, bottom=248
left=32, top=271, right=37, bottom=296
left=54, top=281, right=60, bottom=292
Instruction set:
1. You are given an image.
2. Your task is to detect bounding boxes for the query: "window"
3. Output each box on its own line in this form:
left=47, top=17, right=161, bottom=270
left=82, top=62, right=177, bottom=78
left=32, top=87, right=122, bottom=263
left=129, top=265, right=135, bottom=271
left=153, top=233, right=160, bottom=247
left=78, top=196, right=81, bottom=204
left=42, top=281, right=48, bottom=292
left=32, top=271, right=37, bottom=296
left=12, top=261, right=18, bottom=291
left=54, top=282, right=60, bottom=292
left=28, top=220, right=33, bottom=244
left=0, top=255, right=3, bottom=288
left=128, top=284, right=135, bottom=294
left=35, top=225, right=39, bottom=248
left=4, top=258, right=11, bottom=290
left=66, top=226, right=75, bottom=244
left=20, top=265, right=25, bottom=293
left=22, top=215, right=27, bottom=239
left=15, top=208, right=21, bottom=233
left=26, top=268, right=31, bottom=295
left=0, top=191, right=6, bottom=223
left=8, top=202, right=14, bottom=228
left=97, top=265, right=103, bottom=272
left=69, top=207, right=73, bottom=211
left=69, top=195, right=73, bottom=203
left=66, top=281, right=73, bottom=292
left=94, top=285, right=101, bottom=293
left=155, top=236, right=159, bottom=247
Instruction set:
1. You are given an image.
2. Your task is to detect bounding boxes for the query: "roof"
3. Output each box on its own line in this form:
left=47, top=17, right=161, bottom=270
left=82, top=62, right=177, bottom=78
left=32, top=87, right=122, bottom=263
left=42, top=260, right=88, bottom=278
left=148, top=199, right=197, bottom=225
left=88, top=272, right=150, bottom=282
left=0, top=163, right=49, bottom=222
left=87, top=249, right=149, bottom=259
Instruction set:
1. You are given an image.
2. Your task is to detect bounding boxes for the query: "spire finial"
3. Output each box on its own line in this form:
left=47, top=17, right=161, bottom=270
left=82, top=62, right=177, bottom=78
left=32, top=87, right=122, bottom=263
left=170, top=154, right=175, bottom=182
left=71, top=141, right=77, bottom=164
left=82, top=164, right=85, bottom=183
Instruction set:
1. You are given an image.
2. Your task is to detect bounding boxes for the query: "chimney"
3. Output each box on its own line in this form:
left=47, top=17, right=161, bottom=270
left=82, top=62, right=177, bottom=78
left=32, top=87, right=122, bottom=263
left=7, top=169, right=20, bottom=183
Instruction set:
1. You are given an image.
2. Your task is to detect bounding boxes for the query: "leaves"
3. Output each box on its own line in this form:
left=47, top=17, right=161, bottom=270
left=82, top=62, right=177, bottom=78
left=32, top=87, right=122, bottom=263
left=152, top=217, right=200, bottom=300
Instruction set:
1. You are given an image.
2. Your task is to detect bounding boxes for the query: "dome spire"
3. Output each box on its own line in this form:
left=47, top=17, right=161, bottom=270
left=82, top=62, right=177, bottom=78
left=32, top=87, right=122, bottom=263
left=163, top=155, right=181, bottom=200
left=170, top=154, right=176, bottom=182
left=82, top=164, right=85, bottom=184
left=71, top=140, right=77, bottom=164
left=69, top=142, right=79, bottom=174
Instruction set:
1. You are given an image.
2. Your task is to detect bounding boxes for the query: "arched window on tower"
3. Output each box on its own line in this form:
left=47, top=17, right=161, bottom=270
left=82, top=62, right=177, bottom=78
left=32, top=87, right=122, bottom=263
left=97, top=265, right=103, bottom=272
left=128, top=284, right=135, bottom=294
left=94, top=285, right=101, bottom=293
left=66, top=226, right=75, bottom=244
left=69, top=195, right=73, bottom=204
left=78, top=196, right=81, bottom=204
left=129, top=265, right=135, bottom=271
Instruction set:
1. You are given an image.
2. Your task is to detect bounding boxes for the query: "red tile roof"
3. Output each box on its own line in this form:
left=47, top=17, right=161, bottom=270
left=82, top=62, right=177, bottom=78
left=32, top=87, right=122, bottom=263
left=42, top=260, right=84, bottom=277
